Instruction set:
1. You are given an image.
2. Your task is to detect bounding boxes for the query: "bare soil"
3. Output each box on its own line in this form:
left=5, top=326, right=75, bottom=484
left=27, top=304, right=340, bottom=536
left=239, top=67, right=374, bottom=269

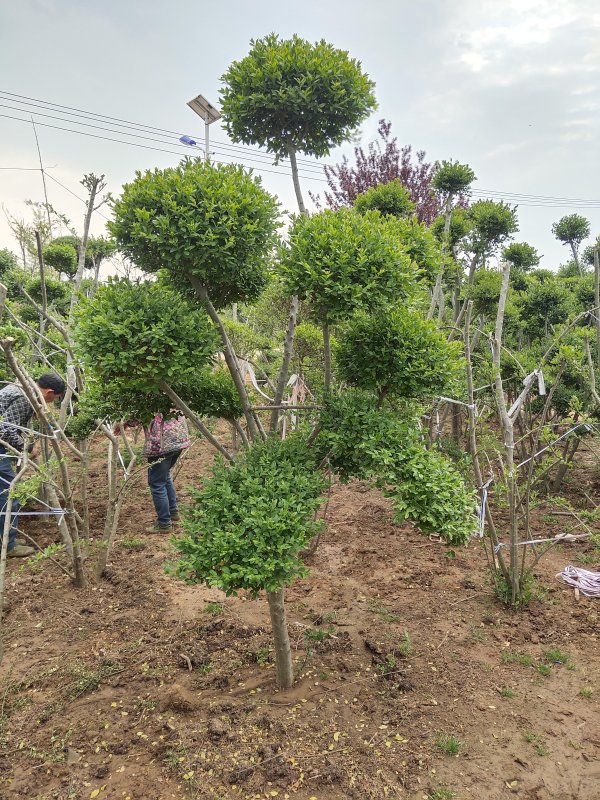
left=1, top=438, right=599, bottom=800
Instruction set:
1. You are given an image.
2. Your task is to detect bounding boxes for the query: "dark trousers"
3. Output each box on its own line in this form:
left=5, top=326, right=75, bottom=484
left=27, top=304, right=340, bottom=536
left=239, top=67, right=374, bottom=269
left=0, top=447, right=19, bottom=551
left=147, top=450, right=182, bottom=525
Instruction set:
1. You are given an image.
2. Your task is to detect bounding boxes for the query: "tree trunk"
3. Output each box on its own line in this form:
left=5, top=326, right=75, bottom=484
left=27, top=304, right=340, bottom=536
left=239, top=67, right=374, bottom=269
left=322, top=320, right=332, bottom=392
left=270, top=295, right=299, bottom=433
left=69, top=175, right=104, bottom=320
left=427, top=194, right=453, bottom=320
left=287, top=143, right=307, bottom=215
left=266, top=588, right=294, bottom=689
left=570, top=241, right=582, bottom=277
left=34, top=231, right=48, bottom=362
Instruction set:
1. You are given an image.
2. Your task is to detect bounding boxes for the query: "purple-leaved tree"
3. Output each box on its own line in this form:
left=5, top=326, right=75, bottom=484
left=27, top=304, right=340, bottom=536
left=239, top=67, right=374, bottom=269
left=313, top=120, right=441, bottom=224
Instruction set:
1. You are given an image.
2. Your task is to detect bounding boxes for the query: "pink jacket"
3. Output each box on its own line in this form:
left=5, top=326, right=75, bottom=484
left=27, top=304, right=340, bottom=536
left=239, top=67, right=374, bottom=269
left=143, top=414, right=190, bottom=457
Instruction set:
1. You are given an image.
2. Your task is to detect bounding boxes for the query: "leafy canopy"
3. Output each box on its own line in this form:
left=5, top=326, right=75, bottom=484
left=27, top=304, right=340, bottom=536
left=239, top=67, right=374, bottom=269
left=75, top=278, right=218, bottom=386
left=172, top=436, right=326, bottom=596
left=110, top=160, right=280, bottom=307
left=432, top=160, right=476, bottom=196
left=220, top=33, right=377, bottom=158
left=552, top=214, right=590, bottom=247
left=336, top=309, right=463, bottom=400
left=469, top=200, right=518, bottom=257
left=354, top=179, right=415, bottom=218
left=502, top=242, right=540, bottom=272
left=43, top=242, right=78, bottom=277
left=279, top=208, right=416, bottom=323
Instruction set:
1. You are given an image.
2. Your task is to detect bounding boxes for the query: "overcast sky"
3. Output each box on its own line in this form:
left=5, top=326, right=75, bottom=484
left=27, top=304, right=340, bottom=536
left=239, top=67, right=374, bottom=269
left=0, top=0, right=599, bottom=268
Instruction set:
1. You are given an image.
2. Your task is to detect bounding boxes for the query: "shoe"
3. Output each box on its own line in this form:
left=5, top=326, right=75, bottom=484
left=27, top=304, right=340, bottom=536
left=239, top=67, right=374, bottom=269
left=146, top=522, right=173, bottom=534
left=170, top=510, right=180, bottom=522
left=8, top=545, right=35, bottom=558
left=14, top=538, right=27, bottom=547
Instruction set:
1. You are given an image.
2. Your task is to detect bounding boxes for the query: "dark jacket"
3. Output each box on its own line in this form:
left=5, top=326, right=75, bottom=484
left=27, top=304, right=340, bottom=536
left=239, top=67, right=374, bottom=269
left=0, top=384, right=34, bottom=450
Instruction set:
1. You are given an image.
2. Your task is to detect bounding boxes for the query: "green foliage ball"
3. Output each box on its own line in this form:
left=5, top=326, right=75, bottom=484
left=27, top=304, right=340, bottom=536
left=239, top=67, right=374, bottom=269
left=432, top=160, right=476, bottom=195
left=220, top=33, right=377, bottom=158
left=552, top=214, right=590, bottom=247
left=336, top=309, right=463, bottom=401
left=43, top=242, right=77, bottom=277
left=75, top=278, right=218, bottom=386
left=110, top=160, right=280, bottom=307
left=279, top=208, right=415, bottom=323
left=172, top=436, right=326, bottom=596
left=354, top=180, right=414, bottom=218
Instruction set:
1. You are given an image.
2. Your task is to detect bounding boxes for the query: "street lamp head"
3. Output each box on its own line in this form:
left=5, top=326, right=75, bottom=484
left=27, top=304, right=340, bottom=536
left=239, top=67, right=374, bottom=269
left=187, top=94, right=221, bottom=124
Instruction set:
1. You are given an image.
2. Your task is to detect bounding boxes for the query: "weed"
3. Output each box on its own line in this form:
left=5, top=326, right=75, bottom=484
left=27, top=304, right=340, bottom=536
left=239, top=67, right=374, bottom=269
left=427, top=788, right=456, bottom=800
left=493, top=570, right=534, bottom=608
left=247, top=646, right=271, bottom=666
left=397, top=630, right=412, bottom=657
left=376, top=655, right=397, bottom=676
left=499, top=686, right=515, bottom=698
left=67, top=661, right=124, bottom=699
left=576, top=553, right=596, bottom=566
left=436, top=734, right=463, bottom=756
left=120, top=536, right=146, bottom=550
left=501, top=650, right=533, bottom=667
left=311, top=610, right=338, bottom=625
left=367, top=598, right=399, bottom=623
left=579, top=686, right=594, bottom=698
left=195, top=660, right=213, bottom=675
left=470, top=628, right=488, bottom=642
left=304, top=627, right=330, bottom=643
left=543, top=648, right=570, bottom=664
left=523, top=731, right=548, bottom=756
left=536, top=664, right=551, bottom=677
left=317, top=671, right=330, bottom=681
left=202, top=602, right=224, bottom=615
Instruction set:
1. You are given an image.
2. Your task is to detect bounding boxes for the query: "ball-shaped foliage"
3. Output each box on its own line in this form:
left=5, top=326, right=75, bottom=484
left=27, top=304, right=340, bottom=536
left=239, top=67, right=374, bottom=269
left=432, top=160, right=476, bottom=195
left=179, top=368, right=243, bottom=421
left=220, top=33, right=377, bottom=158
left=336, top=309, right=463, bottom=400
left=110, top=160, right=280, bottom=308
left=502, top=242, right=540, bottom=272
left=0, top=248, right=19, bottom=276
left=431, top=207, right=472, bottom=249
left=468, top=268, right=504, bottom=317
left=25, top=275, right=71, bottom=311
left=43, top=242, right=78, bottom=277
left=354, top=180, right=414, bottom=218
left=388, top=216, right=444, bottom=285
left=172, top=436, right=326, bottom=597
left=279, top=208, right=416, bottom=323
left=74, top=278, right=218, bottom=386
left=516, top=276, right=573, bottom=338
left=469, top=200, right=518, bottom=253
left=552, top=214, right=590, bottom=246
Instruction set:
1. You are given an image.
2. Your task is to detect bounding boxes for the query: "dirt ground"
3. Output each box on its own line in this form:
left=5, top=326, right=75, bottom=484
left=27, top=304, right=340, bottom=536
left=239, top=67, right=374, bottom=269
left=0, top=436, right=599, bottom=800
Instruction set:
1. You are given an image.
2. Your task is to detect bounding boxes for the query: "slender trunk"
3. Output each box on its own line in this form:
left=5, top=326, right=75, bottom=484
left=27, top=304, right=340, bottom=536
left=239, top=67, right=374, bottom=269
left=594, top=247, right=600, bottom=371
left=69, top=176, right=102, bottom=320
left=428, top=195, right=453, bottom=320
left=287, top=143, right=307, bottom=215
left=270, top=295, right=299, bottom=433
left=570, top=241, right=582, bottom=277
left=266, top=588, right=294, bottom=689
left=189, top=279, right=262, bottom=441
left=78, top=440, right=90, bottom=538
left=550, top=438, right=580, bottom=494
left=96, top=433, right=118, bottom=578
left=492, top=264, right=519, bottom=600
left=158, top=380, right=235, bottom=463
left=464, top=301, right=506, bottom=577
left=34, top=231, right=48, bottom=362
left=322, top=320, right=332, bottom=392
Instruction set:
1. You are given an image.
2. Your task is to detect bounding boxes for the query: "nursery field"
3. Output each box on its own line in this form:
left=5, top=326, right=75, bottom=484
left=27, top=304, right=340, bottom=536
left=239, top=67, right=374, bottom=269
left=0, top=437, right=598, bottom=800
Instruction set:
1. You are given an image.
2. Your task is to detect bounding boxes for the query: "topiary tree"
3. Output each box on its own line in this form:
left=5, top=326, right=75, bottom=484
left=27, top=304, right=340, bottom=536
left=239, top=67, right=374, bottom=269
left=0, top=248, right=19, bottom=276
left=552, top=214, right=591, bottom=276
left=110, top=160, right=280, bottom=441
left=336, top=309, right=463, bottom=404
left=42, top=241, right=78, bottom=278
left=429, top=161, right=476, bottom=318
left=173, top=436, right=326, bottom=688
left=354, top=179, right=415, bottom=218
left=279, top=208, right=415, bottom=388
left=502, top=242, right=540, bottom=273
left=466, top=200, right=518, bottom=283
left=220, top=33, right=377, bottom=214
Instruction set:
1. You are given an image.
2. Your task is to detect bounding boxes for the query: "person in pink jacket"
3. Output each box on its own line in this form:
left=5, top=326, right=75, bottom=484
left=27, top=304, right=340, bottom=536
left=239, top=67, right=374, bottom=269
left=128, top=414, right=190, bottom=533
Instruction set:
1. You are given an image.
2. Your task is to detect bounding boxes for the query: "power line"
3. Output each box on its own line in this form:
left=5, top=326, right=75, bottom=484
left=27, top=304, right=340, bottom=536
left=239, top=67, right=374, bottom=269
left=0, top=110, right=328, bottom=184
left=0, top=90, right=326, bottom=171
left=2, top=90, right=600, bottom=209
left=0, top=99, right=325, bottom=176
